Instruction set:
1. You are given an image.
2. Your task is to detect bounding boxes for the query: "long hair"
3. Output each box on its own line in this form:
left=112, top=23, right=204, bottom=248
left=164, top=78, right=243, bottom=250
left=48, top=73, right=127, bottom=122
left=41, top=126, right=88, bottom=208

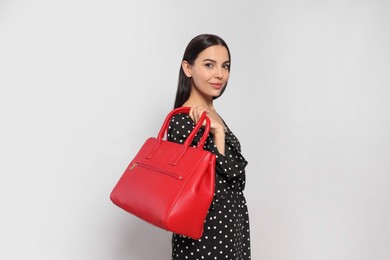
left=174, top=34, right=231, bottom=108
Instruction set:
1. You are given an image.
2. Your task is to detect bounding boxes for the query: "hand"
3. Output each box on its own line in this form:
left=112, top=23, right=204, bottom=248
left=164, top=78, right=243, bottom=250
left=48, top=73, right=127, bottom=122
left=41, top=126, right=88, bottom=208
left=188, top=105, right=226, bottom=154
left=188, top=105, right=225, bottom=134
left=188, top=105, right=208, bottom=125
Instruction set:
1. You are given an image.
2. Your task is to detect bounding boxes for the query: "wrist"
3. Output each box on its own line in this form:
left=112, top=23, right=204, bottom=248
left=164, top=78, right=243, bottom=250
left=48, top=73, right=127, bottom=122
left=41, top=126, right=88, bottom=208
left=212, top=126, right=225, bottom=134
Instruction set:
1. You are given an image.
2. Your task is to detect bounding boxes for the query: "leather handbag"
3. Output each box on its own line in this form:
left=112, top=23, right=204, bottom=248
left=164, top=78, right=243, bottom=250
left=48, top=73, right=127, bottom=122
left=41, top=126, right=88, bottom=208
left=110, top=107, right=216, bottom=239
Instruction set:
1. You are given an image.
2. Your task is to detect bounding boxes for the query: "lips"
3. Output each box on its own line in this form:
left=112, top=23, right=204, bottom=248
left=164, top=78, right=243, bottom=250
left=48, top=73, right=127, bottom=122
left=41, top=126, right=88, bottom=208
left=210, top=83, right=223, bottom=89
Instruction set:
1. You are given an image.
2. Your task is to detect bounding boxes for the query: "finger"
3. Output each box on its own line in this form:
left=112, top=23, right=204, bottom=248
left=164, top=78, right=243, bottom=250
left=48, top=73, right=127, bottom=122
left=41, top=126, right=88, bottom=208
left=195, top=107, right=206, bottom=122
left=189, top=105, right=197, bottom=123
left=192, top=106, right=203, bottom=121
left=190, top=105, right=209, bottom=124
left=197, top=108, right=208, bottom=120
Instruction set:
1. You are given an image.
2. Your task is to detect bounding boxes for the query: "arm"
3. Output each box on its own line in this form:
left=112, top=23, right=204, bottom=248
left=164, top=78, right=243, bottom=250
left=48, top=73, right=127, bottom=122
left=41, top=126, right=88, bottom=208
left=168, top=114, right=247, bottom=180
left=188, top=105, right=226, bottom=155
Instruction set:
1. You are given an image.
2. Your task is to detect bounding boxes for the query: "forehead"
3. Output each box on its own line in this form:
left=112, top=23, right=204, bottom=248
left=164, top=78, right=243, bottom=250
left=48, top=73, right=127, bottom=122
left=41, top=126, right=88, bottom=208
left=196, top=45, right=230, bottom=62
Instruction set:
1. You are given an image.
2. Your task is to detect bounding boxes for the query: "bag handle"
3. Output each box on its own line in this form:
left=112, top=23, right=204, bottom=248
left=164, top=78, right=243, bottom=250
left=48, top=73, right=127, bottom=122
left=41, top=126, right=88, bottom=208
left=156, top=106, right=211, bottom=149
left=146, top=107, right=211, bottom=164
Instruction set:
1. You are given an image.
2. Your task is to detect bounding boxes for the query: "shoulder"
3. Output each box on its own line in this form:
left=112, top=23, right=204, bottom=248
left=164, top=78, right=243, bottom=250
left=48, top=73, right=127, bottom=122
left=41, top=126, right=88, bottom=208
left=168, top=113, right=196, bottom=141
left=169, top=113, right=194, bottom=127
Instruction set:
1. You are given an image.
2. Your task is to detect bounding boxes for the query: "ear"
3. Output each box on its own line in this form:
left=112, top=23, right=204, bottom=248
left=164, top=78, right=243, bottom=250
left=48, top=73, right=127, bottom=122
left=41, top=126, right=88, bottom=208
left=181, top=61, right=192, bottom=78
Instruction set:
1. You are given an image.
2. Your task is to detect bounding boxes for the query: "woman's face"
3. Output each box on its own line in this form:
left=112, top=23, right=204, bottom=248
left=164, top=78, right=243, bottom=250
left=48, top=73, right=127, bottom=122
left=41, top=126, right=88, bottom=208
left=183, top=45, right=230, bottom=99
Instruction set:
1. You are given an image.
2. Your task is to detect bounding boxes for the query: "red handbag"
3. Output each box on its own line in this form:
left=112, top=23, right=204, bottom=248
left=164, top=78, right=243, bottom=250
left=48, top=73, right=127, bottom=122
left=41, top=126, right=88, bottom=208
left=110, top=107, right=216, bottom=239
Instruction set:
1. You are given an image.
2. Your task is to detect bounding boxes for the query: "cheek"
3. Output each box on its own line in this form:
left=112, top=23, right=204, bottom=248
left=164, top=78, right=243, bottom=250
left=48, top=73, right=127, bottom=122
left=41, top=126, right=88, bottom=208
left=222, top=72, right=230, bottom=83
left=193, top=70, right=211, bottom=82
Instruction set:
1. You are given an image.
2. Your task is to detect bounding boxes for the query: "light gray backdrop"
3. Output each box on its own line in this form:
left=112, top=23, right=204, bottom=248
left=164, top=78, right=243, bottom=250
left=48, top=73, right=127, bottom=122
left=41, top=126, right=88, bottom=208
left=0, top=0, right=389, bottom=259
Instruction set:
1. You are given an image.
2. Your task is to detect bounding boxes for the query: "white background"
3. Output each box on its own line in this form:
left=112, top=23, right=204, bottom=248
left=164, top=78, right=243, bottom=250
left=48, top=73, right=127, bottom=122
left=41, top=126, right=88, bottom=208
left=1, top=0, right=389, bottom=259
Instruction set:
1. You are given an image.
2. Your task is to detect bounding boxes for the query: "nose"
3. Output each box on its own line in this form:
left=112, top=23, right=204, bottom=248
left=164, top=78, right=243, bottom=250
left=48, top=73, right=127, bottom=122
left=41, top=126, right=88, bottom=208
left=214, top=67, right=223, bottom=79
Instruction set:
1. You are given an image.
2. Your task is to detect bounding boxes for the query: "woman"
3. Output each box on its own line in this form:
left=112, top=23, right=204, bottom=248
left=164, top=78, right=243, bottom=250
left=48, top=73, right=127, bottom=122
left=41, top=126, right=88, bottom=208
left=167, top=34, right=251, bottom=260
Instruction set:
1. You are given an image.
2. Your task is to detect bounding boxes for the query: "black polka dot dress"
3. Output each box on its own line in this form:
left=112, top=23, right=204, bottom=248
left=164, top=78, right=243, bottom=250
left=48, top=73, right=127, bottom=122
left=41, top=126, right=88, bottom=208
left=167, top=114, right=250, bottom=260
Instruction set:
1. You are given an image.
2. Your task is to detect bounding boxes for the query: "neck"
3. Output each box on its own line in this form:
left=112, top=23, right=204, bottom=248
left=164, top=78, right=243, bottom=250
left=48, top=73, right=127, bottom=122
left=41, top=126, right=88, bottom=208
left=184, top=87, right=215, bottom=111
left=184, top=98, right=215, bottom=111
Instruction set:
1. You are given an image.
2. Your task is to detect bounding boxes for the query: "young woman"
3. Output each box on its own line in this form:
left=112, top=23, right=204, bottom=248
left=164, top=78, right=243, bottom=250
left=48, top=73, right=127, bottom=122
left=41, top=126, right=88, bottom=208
left=167, top=34, right=251, bottom=260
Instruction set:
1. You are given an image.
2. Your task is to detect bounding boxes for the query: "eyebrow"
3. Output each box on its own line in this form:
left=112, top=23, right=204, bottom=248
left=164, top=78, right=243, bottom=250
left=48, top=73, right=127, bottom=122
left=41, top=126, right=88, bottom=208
left=202, top=58, right=230, bottom=64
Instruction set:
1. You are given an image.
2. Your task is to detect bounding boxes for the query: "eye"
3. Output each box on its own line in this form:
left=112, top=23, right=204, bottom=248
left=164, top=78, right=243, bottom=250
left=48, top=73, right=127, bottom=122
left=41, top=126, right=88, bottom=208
left=223, top=64, right=230, bottom=70
left=205, top=63, right=214, bottom=68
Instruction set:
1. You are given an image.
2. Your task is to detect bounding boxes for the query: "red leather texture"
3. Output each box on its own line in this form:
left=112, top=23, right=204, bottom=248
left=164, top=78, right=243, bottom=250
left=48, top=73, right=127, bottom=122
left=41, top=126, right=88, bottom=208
left=110, top=107, right=216, bottom=239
